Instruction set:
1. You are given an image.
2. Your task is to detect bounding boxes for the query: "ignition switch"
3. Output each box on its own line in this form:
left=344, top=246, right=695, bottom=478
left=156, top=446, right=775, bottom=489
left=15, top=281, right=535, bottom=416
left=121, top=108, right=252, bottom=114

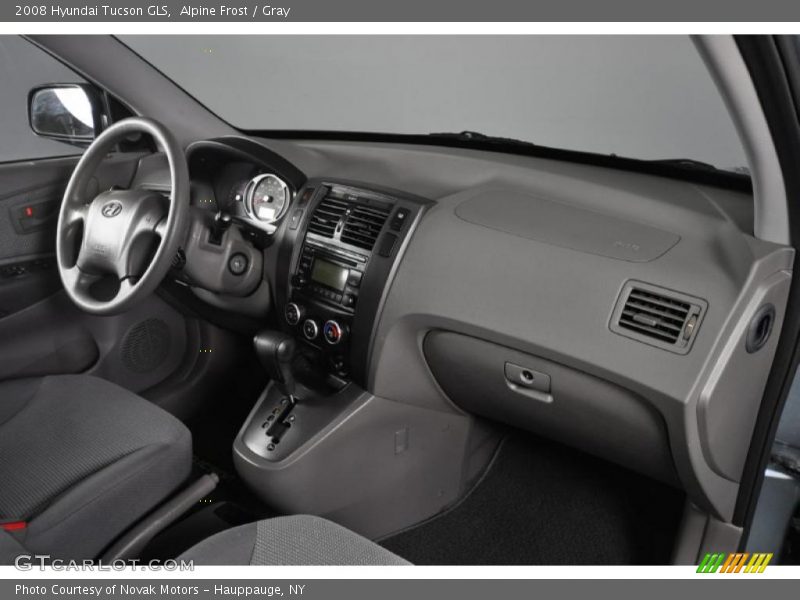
left=228, top=253, right=249, bottom=276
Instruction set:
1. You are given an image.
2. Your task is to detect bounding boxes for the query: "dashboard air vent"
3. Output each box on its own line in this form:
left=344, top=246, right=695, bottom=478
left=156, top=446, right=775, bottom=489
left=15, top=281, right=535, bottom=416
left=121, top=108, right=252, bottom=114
left=610, top=281, right=707, bottom=354
left=307, top=196, right=348, bottom=239
left=341, top=203, right=391, bottom=251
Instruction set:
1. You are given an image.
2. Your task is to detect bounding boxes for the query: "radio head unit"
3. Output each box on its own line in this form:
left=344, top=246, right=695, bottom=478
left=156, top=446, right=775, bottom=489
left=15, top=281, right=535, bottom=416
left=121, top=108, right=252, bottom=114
left=295, top=240, right=367, bottom=312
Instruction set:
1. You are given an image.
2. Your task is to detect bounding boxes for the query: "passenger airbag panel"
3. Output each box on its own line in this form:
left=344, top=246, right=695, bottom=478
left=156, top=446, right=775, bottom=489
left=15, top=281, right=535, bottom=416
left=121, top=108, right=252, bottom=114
left=455, top=188, right=680, bottom=262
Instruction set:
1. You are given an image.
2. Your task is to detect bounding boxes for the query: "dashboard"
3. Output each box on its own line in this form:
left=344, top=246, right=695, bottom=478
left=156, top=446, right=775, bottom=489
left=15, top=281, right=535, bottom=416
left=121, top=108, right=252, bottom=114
left=134, top=134, right=792, bottom=526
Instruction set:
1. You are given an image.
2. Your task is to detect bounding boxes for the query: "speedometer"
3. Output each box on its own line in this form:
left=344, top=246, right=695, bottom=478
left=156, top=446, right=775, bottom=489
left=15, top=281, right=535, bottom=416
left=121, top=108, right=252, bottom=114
left=245, top=174, right=290, bottom=223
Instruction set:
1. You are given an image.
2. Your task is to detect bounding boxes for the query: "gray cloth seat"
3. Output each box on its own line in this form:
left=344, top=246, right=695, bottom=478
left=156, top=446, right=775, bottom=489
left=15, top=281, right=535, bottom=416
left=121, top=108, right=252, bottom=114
left=179, top=515, right=410, bottom=565
left=0, top=374, right=191, bottom=562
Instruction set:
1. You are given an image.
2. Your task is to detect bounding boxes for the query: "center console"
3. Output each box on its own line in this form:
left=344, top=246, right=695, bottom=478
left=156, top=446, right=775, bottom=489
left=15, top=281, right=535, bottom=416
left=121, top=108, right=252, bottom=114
left=232, top=179, right=433, bottom=531
left=275, top=180, right=429, bottom=387
left=231, top=179, right=493, bottom=540
left=234, top=180, right=428, bottom=469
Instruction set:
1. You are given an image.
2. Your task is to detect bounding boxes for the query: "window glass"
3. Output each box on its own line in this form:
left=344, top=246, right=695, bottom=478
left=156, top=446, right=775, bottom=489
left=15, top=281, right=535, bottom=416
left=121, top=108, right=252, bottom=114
left=0, top=36, right=88, bottom=163
left=122, top=35, right=748, bottom=172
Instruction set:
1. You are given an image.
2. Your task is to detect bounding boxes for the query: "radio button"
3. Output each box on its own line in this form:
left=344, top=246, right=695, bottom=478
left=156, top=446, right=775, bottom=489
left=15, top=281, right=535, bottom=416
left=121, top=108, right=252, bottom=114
left=347, top=271, right=362, bottom=287
left=343, top=294, right=356, bottom=308
left=390, top=208, right=411, bottom=231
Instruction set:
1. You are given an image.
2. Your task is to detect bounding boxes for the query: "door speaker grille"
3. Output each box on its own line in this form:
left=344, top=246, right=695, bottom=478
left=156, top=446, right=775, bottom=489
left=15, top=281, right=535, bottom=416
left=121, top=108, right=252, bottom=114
left=121, top=318, right=170, bottom=373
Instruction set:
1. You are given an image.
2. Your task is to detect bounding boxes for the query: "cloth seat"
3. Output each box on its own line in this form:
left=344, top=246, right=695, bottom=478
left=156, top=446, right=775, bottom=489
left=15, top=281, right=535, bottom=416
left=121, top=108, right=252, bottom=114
left=0, top=375, right=191, bottom=561
left=179, top=515, right=410, bottom=565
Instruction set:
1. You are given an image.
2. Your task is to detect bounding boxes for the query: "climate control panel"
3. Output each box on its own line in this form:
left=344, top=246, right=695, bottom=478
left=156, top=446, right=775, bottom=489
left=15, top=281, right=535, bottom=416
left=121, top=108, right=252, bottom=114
left=284, top=301, right=353, bottom=377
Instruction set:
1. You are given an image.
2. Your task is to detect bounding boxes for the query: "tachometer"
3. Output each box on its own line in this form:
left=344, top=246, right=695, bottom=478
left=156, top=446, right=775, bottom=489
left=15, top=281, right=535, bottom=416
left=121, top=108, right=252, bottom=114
left=245, top=173, right=291, bottom=224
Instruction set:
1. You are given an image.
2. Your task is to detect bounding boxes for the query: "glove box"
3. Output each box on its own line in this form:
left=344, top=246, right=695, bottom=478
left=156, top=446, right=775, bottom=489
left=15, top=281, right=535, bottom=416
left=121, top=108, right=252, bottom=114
left=423, top=330, right=678, bottom=485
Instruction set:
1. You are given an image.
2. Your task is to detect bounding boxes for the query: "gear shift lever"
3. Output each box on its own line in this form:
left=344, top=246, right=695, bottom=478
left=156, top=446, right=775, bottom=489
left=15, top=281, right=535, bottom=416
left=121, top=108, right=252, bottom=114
left=253, top=330, right=297, bottom=401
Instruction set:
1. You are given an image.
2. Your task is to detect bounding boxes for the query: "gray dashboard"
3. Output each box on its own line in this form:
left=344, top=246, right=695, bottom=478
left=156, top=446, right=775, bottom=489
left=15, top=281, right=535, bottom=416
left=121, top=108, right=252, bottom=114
left=25, top=33, right=793, bottom=539
left=140, top=135, right=791, bottom=522
left=253, top=138, right=791, bottom=521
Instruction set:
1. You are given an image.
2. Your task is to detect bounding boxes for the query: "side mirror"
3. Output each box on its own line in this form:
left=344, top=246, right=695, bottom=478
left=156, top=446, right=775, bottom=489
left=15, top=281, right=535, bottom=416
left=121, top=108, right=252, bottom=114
left=28, top=84, right=102, bottom=144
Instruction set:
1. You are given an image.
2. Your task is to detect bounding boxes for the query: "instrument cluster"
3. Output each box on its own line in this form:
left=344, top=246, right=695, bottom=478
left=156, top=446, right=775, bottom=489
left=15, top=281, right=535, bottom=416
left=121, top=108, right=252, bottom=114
left=229, top=172, right=293, bottom=234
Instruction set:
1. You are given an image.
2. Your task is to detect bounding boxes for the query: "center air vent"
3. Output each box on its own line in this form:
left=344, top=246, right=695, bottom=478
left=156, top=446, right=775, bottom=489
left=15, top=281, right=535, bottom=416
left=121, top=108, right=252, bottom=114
left=610, top=281, right=707, bottom=354
left=341, top=204, right=391, bottom=251
left=307, top=196, right=348, bottom=239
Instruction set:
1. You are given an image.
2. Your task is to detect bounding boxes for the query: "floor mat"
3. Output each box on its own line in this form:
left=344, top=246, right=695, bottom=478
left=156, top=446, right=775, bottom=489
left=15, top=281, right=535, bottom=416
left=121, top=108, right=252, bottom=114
left=380, top=433, right=685, bottom=565
left=182, top=349, right=273, bottom=515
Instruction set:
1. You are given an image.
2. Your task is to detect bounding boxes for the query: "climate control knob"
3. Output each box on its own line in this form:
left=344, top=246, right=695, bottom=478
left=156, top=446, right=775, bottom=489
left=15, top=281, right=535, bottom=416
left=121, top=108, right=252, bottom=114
left=285, top=303, right=304, bottom=326
left=323, top=320, right=347, bottom=345
left=302, top=319, right=320, bottom=341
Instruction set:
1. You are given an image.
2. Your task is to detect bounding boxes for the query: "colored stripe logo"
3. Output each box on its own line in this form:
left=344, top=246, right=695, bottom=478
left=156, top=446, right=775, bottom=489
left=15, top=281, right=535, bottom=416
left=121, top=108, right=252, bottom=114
left=697, top=552, right=773, bottom=573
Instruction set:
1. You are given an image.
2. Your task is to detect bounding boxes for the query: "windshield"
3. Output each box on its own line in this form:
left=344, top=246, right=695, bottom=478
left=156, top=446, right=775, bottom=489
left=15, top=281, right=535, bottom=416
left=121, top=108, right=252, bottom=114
left=120, top=35, right=748, bottom=173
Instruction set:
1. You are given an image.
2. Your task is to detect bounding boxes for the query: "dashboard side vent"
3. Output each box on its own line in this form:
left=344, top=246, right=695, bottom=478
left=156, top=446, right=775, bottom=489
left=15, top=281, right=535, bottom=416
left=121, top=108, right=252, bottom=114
left=610, top=281, right=707, bottom=354
left=307, top=196, right=348, bottom=239
left=341, top=203, right=391, bottom=251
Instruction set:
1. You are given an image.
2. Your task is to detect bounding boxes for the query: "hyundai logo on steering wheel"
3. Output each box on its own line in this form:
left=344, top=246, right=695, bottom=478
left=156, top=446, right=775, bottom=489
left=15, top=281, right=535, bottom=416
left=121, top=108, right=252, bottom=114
left=101, top=201, right=123, bottom=218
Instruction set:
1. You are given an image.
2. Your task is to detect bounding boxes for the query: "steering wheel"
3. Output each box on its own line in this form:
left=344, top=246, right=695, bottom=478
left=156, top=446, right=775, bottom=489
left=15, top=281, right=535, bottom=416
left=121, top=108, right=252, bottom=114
left=56, top=118, right=189, bottom=315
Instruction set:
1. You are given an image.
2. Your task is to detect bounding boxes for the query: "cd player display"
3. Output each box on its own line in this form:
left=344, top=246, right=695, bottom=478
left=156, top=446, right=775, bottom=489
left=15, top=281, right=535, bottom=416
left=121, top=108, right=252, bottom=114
left=311, top=258, right=349, bottom=292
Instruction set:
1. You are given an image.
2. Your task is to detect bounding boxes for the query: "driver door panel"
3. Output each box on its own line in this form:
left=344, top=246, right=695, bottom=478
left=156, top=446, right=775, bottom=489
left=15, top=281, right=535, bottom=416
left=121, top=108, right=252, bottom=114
left=0, top=156, right=76, bottom=318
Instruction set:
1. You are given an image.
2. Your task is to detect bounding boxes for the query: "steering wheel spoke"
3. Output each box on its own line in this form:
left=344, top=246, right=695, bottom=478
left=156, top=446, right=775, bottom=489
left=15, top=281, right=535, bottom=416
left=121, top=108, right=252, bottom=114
left=61, top=264, right=102, bottom=295
left=63, top=202, right=89, bottom=229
